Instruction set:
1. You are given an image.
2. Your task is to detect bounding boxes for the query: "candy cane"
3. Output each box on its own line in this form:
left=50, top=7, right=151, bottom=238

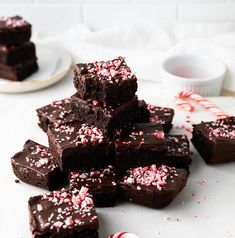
left=174, top=91, right=229, bottom=118
left=108, top=232, right=140, bottom=238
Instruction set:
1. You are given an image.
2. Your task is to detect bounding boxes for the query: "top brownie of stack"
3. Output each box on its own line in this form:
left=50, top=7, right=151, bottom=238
left=0, top=16, right=31, bottom=45
left=73, top=56, right=137, bottom=108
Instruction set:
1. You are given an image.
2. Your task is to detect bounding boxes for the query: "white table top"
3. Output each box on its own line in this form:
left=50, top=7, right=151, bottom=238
left=0, top=71, right=235, bottom=238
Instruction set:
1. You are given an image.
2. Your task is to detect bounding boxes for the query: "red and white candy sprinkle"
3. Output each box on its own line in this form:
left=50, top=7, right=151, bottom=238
left=123, top=164, right=176, bottom=190
left=174, top=91, right=229, bottom=118
left=108, top=232, right=140, bottom=238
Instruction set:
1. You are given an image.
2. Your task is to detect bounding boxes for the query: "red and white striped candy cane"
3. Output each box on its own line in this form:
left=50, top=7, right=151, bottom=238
left=174, top=91, right=229, bottom=118
left=108, top=232, right=140, bottom=238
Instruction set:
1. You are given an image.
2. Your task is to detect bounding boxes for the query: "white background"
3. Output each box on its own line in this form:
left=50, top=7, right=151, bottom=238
left=0, top=0, right=235, bottom=32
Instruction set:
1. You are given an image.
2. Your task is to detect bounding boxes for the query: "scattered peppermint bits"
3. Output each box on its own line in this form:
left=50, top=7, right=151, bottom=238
left=26, top=141, right=58, bottom=171
left=199, top=179, right=207, bottom=185
left=53, top=123, right=104, bottom=144
left=147, top=104, right=174, bottom=124
left=33, top=187, right=96, bottom=232
left=70, top=165, right=116, bottom=187
left=123, top=165, right=177, bottom=190
left=0, top=16, right=28, bottom=28
left=204, top=117, right=235, bottom=141
left=84, top=56, right=136, bottom=84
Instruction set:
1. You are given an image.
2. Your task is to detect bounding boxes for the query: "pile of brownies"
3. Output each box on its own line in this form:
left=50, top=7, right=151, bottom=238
left=11, top=56, right=235, bottom=237
left=0, top=16, right=38, bottom=81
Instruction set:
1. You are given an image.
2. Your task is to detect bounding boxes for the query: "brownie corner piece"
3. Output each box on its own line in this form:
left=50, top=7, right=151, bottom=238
left=147, top=104, right=174, bottom=133
left=28, top=187, right=99, bottom=238
left=69, top=165, right=117, bottom=207
left=165, top=134, right=192, bottom=171
left=191, top=116, right=235, bottom=164
left=0, top=16, right=31, bottom=45
left=47, top=122, right=114, bottom=171
left=11, top=139, right=67, bottom=191
left=36, top=98, right=76, bottom=132
left=118, top=164, right=188, bottom=208
left=114, top=122, right=166, bottom=169
left=73, top=56, right=137, bottom=107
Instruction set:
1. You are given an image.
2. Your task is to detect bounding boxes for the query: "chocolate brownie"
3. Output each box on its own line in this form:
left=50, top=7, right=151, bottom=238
left=69, top=165, right=117, bottom=207
left=118, top=164, right=188, bottom=208
left=165, top=135, right=192, bottom=171
left=147, top=104, right=174, bottom=133
left=0, top=59, right=38, bottom=81
left=131, top=100, right=150, bottom=123
left=73, top=56, right=137, bottom=108
left=71, top=93, right=138, bottom=137
left=0, top=41, right=36, bottom=65
left=11, top=140, right=67, bottom=191
left=114, top=122, right=166, bottom=169
left=37, top=98, right=77, bottom=132
left=191, top=116, right=235, bottom=164
left=28, top=186, right=99, bottom=238
left=0, top=16, right=31, bottom=45
left=47, top=122, right=114, bottom=171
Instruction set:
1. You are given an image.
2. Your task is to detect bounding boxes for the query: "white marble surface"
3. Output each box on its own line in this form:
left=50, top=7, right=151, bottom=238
left=0, top=71, right=235, bottom=238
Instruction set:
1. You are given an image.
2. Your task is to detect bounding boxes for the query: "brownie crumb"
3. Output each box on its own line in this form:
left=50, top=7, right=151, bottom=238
left=15, top=179, right=20, bottom=183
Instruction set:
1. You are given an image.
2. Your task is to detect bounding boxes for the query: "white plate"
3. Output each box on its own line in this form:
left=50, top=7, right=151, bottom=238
left=0, top=95, right=235, bottom=238
left=0, top=44, right=72, bottom=93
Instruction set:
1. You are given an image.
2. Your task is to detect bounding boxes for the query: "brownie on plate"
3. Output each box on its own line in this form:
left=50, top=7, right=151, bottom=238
left=73, top=56, right=137, bottom=108
left=0, top=59, right=38, bottom=81
left=191, top=116, right=235, bottom=164
left=28, top=186, right=99, bottom=238
left=118, top=164, right=188, bottom=208
left=147, top=104, right=174, bottom=133
left=37, top=98, right=77, bottom=132
left=0, top=16, right=31, bottom=45
left=165, top=135, right=192, bottom=171
left=69, top=165, right=117, bottom=207
left=0, top=41, right=36, bottom=65
left=114, top=122, right=166, bottom=169
left=47, top=122, right=114, bottom=171
left=11, top=140, right=67, bottom=191
left=71, top=93, right=138, bottom=137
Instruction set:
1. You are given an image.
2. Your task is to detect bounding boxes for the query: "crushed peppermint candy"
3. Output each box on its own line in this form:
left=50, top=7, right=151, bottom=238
left=26, top=141, right=57, bottom=171
left=147, top=104, right=174, bottom=124
left=32, top=187, right=97, bottom=232
left=82, top=56, right=136, bottom=83
left=203, top=117, right=235, bottom=141
left=70, top=165, right=116, bottom=188
left=53, top=123, right=104, bottom=144
left=123, top=164, right=177, bottom=190
left=0, top=16, right=28, bottom=28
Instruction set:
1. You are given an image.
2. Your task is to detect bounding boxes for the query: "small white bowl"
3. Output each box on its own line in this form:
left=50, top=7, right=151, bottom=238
left=160, top=54, right=226, bottom=96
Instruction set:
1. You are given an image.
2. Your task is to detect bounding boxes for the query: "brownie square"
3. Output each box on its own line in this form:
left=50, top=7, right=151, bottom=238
left=28, top=187, right=99, bottom=238
left=191, top=116, right=235, bottom=164
left=114, top=122, right=166, bottom=169
left=147, top=104, right=174, bottom=133
left=37, top=98, right=77, bottom=132
left=47, top=122, right=114, bottom=171
left=0, top=16, right=31, bottom=45
left=0, top=41, right=36, bottom=65
left=11, top=140, right=67, bottom=191
left=118, top=164, right=188, bottom=208
left=0, top=59, right=38, bottom=81
left=73, top=56, right=137, bottom=108
left=165, top=135, right=192, bottom=171
left=69, top=165, right=117, bottom=207
left=131, top=100, right=150, bottom=123
left=71, top=93, right=138, bottom=137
